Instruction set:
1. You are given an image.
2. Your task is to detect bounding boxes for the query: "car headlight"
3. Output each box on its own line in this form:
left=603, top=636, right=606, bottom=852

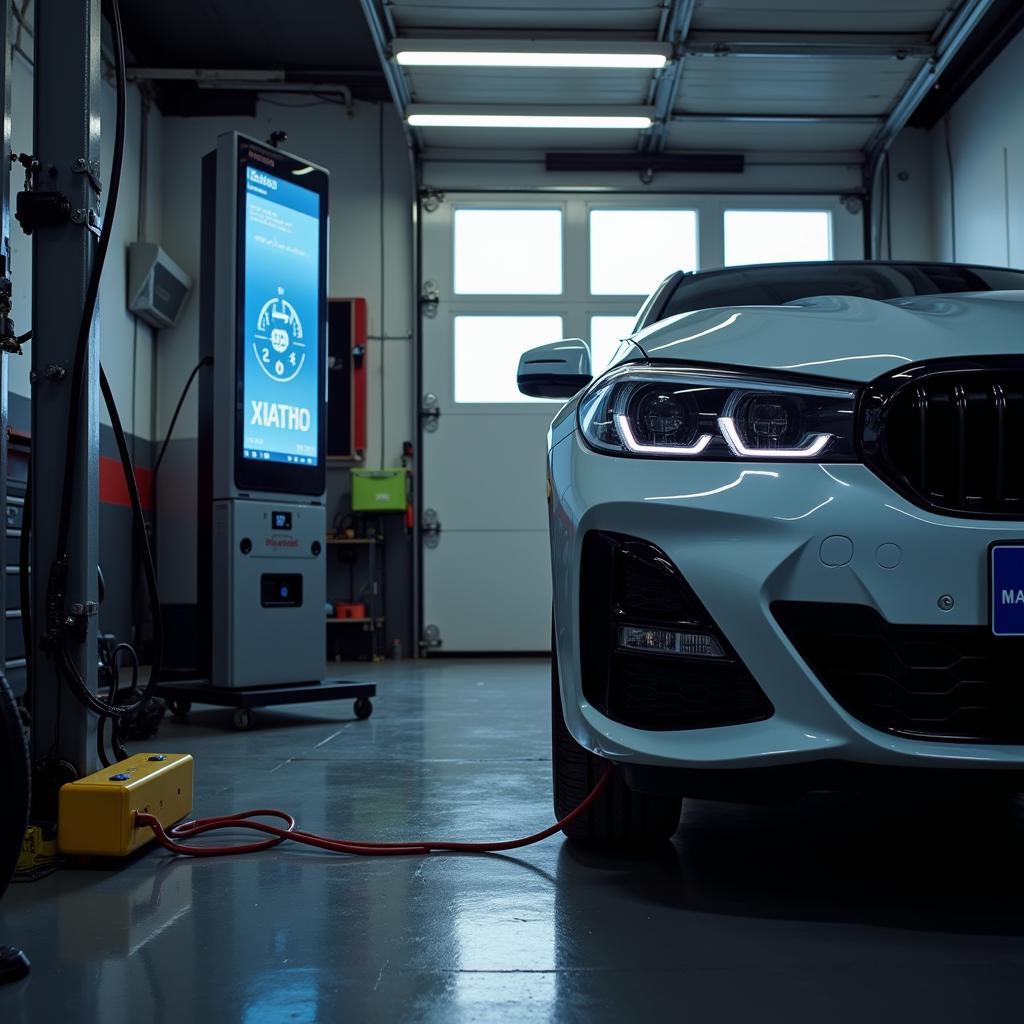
left=578, top=366, right=858, bottom=460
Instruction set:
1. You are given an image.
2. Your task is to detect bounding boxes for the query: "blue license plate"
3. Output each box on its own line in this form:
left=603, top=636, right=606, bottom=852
left=991, top=545, right=1024, bottom=636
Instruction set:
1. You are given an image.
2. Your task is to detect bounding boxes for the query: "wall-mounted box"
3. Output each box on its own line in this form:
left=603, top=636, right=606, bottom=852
left=128, top=242, right=193, bottom=328
left=351, top=468, right=407, bottom=512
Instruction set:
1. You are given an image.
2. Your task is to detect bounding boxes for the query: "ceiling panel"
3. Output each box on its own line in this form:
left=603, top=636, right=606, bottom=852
left=674, top=55, right=926, bottom=115
left=690, top=0, right=957, bottom=34
left=664, top=118, right=877, bottom=152
left=390, top=0, right=662, bottom=33
left=405, top=67, right=653, bottom=105
left=381, top=0, right=978, bottom=160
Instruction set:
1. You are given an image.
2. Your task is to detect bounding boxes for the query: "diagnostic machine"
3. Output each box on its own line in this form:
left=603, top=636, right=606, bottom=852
left=155, top=132, right=373, bottom=722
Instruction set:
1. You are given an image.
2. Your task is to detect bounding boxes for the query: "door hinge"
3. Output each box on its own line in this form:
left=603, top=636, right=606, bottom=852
left=421, top=393, right=440, bottom=432
left=420, top=279, right=439, bottom=319
left=421, top=508, right=442, bottom=548
left=421, top=623, right=443, bottom=650
left=420, top=189, right=445, bottom=214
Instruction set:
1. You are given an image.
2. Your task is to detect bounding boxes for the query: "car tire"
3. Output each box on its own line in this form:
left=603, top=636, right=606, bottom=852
left=552, top=634, right=681, bottom=846
left=0, top=673, right=29, bottom=902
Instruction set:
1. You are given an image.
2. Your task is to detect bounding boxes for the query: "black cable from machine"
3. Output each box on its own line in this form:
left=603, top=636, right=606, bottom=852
left=152, top=356, right=212, bottom=477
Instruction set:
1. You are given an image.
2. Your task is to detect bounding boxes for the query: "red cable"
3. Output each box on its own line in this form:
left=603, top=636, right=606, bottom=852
left=135, top=763, right=615, bottom=858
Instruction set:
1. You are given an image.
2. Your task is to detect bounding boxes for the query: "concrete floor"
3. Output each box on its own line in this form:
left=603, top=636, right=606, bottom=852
left=3, top=658, right=1024, bottom=1022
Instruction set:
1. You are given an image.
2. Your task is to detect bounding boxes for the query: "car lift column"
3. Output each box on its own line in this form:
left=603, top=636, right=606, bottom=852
left=29, top=0, right=102, bottom=782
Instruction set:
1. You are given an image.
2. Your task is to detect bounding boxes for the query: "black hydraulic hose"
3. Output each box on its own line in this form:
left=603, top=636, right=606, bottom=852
left=54, top=366, right=163, bottom=721
left=99, top=365, right=162, bottom=704
left=97, top=641, right=137, bottom=767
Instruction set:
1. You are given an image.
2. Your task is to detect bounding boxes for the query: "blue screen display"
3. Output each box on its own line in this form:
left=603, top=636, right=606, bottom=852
left=242, top=164, right=321, bottom=466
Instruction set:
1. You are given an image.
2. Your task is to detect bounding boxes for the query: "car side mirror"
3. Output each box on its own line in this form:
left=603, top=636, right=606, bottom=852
left=516, top=340, right=592, bottom=399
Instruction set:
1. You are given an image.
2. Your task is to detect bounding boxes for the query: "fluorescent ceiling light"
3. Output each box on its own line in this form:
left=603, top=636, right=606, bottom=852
left=393, top=39, right=671, bottom=70
left=396, top=51, right=667, bottom=69
left=407, top=107, right=653, bottom=129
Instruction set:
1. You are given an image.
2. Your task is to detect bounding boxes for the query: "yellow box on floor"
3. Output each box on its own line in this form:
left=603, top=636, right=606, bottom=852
left=58, top=752, right=193, bottom=856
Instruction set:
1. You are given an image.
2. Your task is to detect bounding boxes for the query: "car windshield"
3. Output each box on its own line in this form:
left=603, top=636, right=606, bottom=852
left=653, top=262, right=1024, bottom=325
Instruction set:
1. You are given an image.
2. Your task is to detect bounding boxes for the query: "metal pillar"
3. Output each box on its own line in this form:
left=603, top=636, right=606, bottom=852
left=0, top=0, right=12, bottom=693
left=29, top=0, right=102, bottom=779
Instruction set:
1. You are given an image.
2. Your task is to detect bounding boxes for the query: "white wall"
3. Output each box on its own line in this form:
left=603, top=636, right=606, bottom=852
left=920, top=28, right=1024, bottom=267
left=878, top=128, right=935, bottom=260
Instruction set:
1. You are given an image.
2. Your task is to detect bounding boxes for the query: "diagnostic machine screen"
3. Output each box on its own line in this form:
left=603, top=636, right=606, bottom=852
left=241, top=162, right=321, bottom=467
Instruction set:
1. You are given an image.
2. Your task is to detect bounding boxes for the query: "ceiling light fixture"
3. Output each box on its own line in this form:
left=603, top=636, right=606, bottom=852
left=393, top=39, right=671, bottom=70
left=406, top=106, right=654, bottom=130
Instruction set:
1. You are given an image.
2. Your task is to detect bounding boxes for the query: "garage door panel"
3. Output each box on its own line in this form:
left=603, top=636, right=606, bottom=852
left=422, top=531, right=552, bottom=651
left=422, top=413, right=550, bottom=532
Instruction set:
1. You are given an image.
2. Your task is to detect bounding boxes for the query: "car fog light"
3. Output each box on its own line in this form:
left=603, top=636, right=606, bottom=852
left=617, top=625, right=725, bottom=658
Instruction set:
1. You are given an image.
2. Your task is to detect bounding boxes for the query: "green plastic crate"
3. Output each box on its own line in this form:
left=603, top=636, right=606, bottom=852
left=351, top=468, right=408, bottom=512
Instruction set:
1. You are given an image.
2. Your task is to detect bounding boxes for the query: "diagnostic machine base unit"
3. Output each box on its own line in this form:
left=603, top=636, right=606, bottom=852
left=212, top=499, right=325, bottom=687
left=157, top=131, right=373, bottom=722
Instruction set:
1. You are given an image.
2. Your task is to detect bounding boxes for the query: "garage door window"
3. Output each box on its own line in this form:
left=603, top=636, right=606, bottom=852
left=590, top=209, right=698, bottom=296
left=724, top=210, right=832, bottom=266
left=454, top=315, right=565, bottom=403
left=453, top=209, right=563, bottom=295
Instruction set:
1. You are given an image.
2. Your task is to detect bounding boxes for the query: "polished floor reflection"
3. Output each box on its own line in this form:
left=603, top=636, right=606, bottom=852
left=3, top=658, right=1024, bottom=1022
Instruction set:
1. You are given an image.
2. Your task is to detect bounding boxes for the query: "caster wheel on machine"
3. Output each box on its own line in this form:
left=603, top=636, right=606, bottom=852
left=169, top=698, right=192, bottom=719
left=353, top=697, right=373, bottom=720
left=233, top=708, right=255, bottom=731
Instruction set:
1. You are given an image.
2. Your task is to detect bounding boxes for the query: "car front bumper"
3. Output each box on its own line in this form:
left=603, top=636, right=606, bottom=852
left=550, top=430, right=1024, bottom=773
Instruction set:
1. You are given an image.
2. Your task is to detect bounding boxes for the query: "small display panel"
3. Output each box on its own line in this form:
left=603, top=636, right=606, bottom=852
left=241, top=157, right=322, bottom=467
left=271, top=510, right=292, bottom=530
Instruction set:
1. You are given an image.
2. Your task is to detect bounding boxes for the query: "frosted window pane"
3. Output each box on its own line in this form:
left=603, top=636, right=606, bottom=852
left=454, top=315, right=565, bottom=404
left=590, top=316, right=637, bottom=376
left=454, top=209, right=563, bottom=294
left=590, top=210, right=697, bottom=295
left=724, top=210, right=832, bottom=266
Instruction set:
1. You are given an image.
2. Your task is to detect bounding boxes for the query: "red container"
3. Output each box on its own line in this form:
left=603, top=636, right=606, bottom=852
left=334, top=602, right=367, bottom=620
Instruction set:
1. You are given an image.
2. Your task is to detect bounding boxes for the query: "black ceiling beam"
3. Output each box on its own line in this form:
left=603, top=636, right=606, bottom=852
left=546, top=152, right=743, bottom=174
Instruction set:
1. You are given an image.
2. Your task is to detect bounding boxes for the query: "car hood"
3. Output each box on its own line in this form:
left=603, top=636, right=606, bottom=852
left=626, top=291, right=1024, bottom=383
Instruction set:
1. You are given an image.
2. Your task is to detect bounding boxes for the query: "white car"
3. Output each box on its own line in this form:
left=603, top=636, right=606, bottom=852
left=518, top=260, right=1024, bottom=846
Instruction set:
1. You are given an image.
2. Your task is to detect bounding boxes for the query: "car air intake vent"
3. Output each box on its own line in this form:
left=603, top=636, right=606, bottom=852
left=579, top=531, right=773, bottom=730
left=862, top=361, right=1024, bottom=517
left=774, top=601, right=1024, bottom=743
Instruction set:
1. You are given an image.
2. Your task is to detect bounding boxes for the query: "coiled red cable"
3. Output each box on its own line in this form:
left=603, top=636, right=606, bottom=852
left=134, top=762, right=615, bottom=857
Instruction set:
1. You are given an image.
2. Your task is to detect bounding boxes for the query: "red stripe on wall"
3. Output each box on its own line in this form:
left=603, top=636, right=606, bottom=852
left=99, top=455, right=153, bottom=511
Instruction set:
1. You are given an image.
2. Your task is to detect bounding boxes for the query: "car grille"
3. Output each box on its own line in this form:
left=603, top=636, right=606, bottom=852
left=861, top=361, right=1024, bottom=517
left=773, top=601, right=1024, bottom=742
left=580, top=531, right=773, bottom=731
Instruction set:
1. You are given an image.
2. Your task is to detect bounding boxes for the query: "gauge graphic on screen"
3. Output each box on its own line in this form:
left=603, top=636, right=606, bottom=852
left=253, top=287, right=306, bottom=382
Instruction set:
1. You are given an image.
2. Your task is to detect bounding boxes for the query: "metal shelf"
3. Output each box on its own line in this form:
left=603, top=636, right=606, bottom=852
left=326, top=537, right=380, bottom=545
left=326, top=617, right=384, bottom=626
